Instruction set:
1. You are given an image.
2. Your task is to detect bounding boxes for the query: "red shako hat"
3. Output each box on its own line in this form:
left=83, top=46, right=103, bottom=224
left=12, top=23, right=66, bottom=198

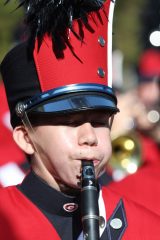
left=138, top=48, right=160, bottom=81
left=1, top=0, right=118, bottom=128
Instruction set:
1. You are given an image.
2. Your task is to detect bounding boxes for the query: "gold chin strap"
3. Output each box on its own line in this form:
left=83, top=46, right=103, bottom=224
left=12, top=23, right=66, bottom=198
left=109, top=114, right=115, bottom=130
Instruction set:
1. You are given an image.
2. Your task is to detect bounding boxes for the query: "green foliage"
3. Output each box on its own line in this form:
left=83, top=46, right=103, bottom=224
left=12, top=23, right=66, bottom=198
left=0, top=1, right=23, bottom=63
left=113, top=0, right=146, bottom=66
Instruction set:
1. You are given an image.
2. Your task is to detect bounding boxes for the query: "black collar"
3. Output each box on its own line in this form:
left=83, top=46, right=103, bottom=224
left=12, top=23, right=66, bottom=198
left=17, top=171, right=81, bottom=217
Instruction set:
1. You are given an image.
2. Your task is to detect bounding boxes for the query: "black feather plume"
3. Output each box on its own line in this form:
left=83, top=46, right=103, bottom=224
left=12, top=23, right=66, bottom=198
left=6, top=0, right=105, bottom=59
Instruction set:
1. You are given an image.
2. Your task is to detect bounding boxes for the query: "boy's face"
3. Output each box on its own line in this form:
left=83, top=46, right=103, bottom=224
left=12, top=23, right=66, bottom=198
left=30, top=110, right=113, bottom=190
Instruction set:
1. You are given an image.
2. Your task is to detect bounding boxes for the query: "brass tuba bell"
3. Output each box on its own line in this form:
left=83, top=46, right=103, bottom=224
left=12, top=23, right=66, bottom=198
left=108, top=132, right=142, bottom=181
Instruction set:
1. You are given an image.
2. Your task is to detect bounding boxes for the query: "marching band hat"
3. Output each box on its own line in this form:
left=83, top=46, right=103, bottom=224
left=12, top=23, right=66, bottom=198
left=1, top=0, right=119, bottom=128
left=138, top=48, right=160, bottom=82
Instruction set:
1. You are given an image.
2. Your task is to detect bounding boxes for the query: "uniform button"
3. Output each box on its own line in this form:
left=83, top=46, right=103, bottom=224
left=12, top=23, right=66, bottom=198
left=97, top=68, right=105, bottom=78
left=98, top=36, right=106, bottom=47
left=99, top=216, right=105, bottom=228
left=110, top=218, right=123, bottom=229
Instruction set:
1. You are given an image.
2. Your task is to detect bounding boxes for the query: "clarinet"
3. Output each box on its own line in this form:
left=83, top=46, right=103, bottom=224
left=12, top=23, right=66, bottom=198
left=81, top=160, right=100, bottom=240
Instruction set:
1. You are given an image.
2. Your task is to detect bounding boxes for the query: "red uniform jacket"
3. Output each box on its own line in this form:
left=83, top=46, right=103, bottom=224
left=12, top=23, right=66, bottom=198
left=108, top=161, right=160, bottom=217
left=0, top=181, right=160, bottom=239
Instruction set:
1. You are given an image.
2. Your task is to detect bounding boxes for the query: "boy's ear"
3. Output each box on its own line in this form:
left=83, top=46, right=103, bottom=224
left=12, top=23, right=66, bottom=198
left=13, top=126, right=35, bottom=155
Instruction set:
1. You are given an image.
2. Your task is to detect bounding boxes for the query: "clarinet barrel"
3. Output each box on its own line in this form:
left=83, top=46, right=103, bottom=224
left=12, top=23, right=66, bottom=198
left=81, top=161, right=99, bottom=240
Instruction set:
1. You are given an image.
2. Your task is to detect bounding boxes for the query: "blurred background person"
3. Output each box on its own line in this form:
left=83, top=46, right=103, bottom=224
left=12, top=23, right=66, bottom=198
left=109, top=48, right=160, bottom=181
left=105, top=0, right=160, bottom=181
left=136, top=48, right=160, bottom=143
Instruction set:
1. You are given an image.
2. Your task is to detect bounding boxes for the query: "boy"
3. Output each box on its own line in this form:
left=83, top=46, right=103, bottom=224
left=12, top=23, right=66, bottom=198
left=0, top=0, right=160, bottom=239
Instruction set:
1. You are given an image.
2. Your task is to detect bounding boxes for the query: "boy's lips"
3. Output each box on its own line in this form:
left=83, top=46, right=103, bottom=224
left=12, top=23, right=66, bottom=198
left=79, top=159, right=100, bottom=167
left=93, top=159, right=100, bottom=165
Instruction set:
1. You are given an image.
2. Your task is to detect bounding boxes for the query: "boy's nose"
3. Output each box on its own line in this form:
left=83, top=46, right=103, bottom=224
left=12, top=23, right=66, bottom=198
left=78, top=122, right=98, bottom=146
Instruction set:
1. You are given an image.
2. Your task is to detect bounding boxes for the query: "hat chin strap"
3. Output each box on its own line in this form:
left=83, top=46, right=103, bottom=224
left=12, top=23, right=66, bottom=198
left=22, top=112, right=40, bottom=155
left=22, top=111, right=81, bottom=192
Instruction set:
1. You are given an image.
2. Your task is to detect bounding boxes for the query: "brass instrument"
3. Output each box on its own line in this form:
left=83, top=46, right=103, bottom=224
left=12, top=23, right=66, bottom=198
left=108, top=133, right=142, bottom=181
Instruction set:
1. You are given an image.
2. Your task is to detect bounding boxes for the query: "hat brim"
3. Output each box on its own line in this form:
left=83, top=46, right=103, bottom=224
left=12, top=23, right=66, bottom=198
left=27, top=92, right=119, bottom=116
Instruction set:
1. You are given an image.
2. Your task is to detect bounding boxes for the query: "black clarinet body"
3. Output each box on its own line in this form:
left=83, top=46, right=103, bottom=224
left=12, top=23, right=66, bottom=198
left=81, top=161, right=100, bottom=240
